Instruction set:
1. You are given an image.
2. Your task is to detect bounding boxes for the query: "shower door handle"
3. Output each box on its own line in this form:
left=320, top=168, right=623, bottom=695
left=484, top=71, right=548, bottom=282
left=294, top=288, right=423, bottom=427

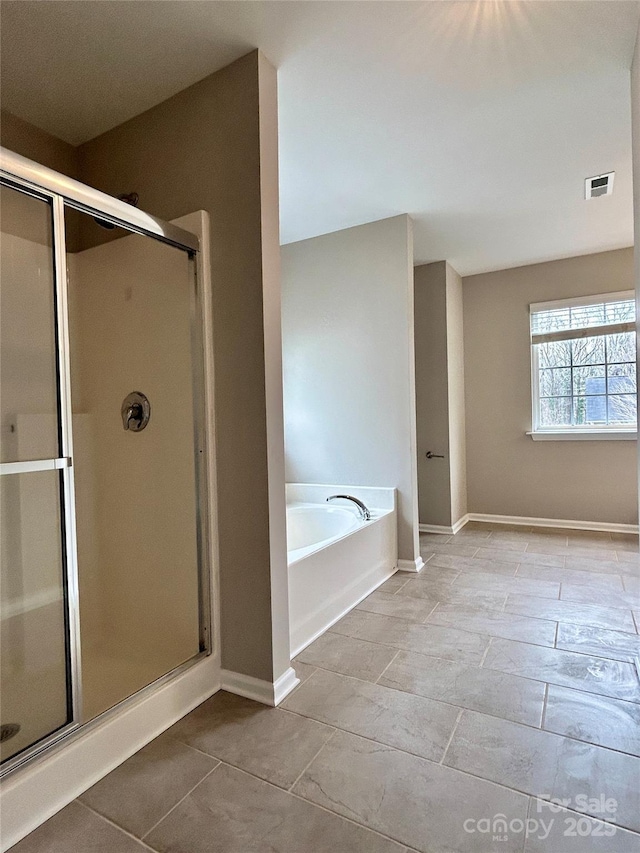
left=121, top=392, right=151, bottom=432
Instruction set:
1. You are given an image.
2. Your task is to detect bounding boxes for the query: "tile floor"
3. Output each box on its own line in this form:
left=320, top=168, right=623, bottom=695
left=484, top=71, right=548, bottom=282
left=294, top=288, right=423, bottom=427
left=11, top=524, right=640, bottom=853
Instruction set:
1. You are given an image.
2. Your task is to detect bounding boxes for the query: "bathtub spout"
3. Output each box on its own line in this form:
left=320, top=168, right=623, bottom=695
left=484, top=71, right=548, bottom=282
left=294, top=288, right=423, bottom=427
left=326, top=495, right=371, bottom=521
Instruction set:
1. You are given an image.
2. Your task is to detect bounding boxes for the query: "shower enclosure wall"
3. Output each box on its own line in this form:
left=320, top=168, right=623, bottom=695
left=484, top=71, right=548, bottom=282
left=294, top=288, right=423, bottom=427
left=0, top=149, right=213, bottom=775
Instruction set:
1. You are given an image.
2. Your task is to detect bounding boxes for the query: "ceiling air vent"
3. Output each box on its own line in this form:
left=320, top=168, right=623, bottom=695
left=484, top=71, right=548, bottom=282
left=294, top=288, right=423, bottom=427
left=585, top=172, right=614, bottom=199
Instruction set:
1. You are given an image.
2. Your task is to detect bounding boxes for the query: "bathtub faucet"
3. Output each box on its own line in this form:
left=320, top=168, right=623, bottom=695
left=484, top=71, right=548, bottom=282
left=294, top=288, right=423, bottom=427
left=327, top=495, right=371, bottom=522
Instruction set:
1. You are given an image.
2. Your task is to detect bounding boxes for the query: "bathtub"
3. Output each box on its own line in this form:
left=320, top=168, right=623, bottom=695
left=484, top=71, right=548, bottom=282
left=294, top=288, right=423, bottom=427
left=286, top=484, right=397, bottom=656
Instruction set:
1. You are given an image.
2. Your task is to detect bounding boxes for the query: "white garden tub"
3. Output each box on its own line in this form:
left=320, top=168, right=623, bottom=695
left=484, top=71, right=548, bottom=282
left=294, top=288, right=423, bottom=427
left=286, top=484, right=397, bottom=656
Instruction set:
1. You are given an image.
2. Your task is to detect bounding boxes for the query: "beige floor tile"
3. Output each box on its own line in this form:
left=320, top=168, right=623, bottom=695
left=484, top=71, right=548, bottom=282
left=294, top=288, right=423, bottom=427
left=466, top=537, right=528, bottom=552
left=623, top=576, right=640, bottom=595
left=555, top=623, right=640, bottom=664
left=329, top=609, right=489, bottom=664
left=282, top=668, right=458, bottom=761
left=560, top=585, right=639, bottom=609
left=378, top=650, right=545, bottom=726
left=525, top=800, right=640, bottom=852
left=483, top=638, right=640, bottom=702
left=544, top=685, right=640, bottom=756
left=616, top=550, right=640, bottom=565
left=377, top=574, right=411, bottom=594
left=527, top=543, right=618, bottom=561
left=448, top=529, right=495, bottom=544
left=425, top=604, right=557, bottom=646
left=296, top=630, right=399, bottom=681
left=427, top=553, right=518, bottom=576
left=408, top=564, right=461, bottom=584
left=146, top=762, right=405, bottom=853
left=444, top=710, right=640, bottom=832
left=452, top=571, right=561, bottom=599
left=400, top=574, right=473, bottom=598
left=79, top=736, right=218, bottom=837
left=356, top=590, right=438, bottom=622
left=566, top=536, right=618, bottom=550
left=11, top=802, right=148, bottom=853
left=293, top=729, right=529, bottom=853
left=396, top=582, right=507, bottom=611
left=293, top=660, right=317, bottom=686
left=420, top=542, right=481, bottom=558
left=167, top=692, right=333, bottom=789
left=504, top=593, right=636, bottom=633
left=564, top=555, right=635, bottom=574
left=492, top=529, right=562, bottom=542
left=473, top=548, right=565, bottom=569
left=517, top=564, right=624, bottom=590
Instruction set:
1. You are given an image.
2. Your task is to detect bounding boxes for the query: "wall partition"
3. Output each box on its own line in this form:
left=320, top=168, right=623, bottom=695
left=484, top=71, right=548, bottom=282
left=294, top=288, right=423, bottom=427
left=0, top=149, right=211, bottom=775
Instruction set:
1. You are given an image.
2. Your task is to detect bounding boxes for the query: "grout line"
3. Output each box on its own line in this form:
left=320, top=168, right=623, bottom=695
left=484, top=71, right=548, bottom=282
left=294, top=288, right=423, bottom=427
left=479, top=637, right=492, bottom=667
left=140, top=762, right=221, bottom=841
left=293, top=661, right=386, bottom=687
left=439, top=708, right=464, bottom=765
left=287, top=727, right=338, bottom=792
left=375, top=649, right=401, bottom=684
left=553, top=621, right=559, bottom=648
left=421, top=600, right=441, bottom=623
left=75, top=798, right=164, bottom=852
left=540, top=682, right=550, bottom=730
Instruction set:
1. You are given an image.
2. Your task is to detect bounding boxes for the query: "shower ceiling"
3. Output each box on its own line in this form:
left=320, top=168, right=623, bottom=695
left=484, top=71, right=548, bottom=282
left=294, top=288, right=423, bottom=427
left=0, top=0, right=638, bottom=275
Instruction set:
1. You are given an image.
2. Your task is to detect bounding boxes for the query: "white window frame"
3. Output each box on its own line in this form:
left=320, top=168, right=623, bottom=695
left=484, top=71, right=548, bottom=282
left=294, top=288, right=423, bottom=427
left=528, top=290, right=637, bottom=441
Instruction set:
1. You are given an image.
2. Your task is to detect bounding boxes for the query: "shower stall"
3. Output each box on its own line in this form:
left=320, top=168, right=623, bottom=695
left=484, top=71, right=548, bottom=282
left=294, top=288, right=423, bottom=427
left=0, top=149, right=212, bottom=775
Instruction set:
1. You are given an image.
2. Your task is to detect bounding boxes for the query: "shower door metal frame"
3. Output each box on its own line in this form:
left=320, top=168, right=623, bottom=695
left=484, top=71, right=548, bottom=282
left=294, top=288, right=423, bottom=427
left=0, top=147, right=212, bottom=778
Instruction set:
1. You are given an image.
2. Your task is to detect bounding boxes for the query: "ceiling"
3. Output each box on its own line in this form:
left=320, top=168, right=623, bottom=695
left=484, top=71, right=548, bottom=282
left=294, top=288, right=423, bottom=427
left=1, top=1, right=638, bottom=274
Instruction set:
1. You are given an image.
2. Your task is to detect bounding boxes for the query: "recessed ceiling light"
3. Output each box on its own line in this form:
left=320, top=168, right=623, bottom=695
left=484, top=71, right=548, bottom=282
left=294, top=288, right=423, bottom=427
left=585, top=172, right=614, bottom=199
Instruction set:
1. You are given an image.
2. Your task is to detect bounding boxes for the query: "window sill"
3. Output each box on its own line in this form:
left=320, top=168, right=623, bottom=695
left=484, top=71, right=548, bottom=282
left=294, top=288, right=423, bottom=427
left=527, top=430, right=637, bottom=441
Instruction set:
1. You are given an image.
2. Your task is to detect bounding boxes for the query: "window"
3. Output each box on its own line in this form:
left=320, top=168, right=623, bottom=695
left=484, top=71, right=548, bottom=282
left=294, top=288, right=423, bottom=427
left=529, top=291, right=637, bottom=438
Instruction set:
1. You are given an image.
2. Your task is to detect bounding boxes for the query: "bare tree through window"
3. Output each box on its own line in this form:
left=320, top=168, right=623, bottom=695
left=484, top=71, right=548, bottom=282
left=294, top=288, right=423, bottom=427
left=531, top=294, right=636, bottom=430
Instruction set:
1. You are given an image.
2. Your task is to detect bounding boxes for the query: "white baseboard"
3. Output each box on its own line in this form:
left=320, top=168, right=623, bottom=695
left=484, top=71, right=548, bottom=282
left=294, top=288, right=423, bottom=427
left=419, top=514, right=470, bottom=536
left=0, top=654, right=221, bottom=853
left=397, top=556, right=426, bottom=573
left=273, top=667, right=301, bottom=705
left=466, top=513, right=639, bottom=535
left=220, top=666, right=300, bottom=707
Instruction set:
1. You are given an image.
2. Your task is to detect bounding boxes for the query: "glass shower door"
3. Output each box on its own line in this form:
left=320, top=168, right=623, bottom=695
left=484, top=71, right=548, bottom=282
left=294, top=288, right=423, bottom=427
left=0, top=184, right=75, bottom=762
left=1, top=148, right=208, bottom=774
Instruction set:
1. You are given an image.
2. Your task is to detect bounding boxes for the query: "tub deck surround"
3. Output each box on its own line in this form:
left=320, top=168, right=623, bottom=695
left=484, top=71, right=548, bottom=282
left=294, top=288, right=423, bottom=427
left=286, top=484, right=398, bottom=656
left=15, top=525, right=640, bottom=853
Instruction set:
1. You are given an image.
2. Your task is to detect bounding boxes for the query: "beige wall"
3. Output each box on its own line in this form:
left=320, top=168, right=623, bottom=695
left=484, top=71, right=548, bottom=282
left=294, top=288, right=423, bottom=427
left=2, top=52, right=289, bottom=685
left=1, top=110, right=78, bottom=178
left=464, top=248, right=637, bottom=525
left=414, top=261, right=467, bottom=528
left=76, top=51, right=288, bottom=683
left=282, top=215, right=420, bottom=565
